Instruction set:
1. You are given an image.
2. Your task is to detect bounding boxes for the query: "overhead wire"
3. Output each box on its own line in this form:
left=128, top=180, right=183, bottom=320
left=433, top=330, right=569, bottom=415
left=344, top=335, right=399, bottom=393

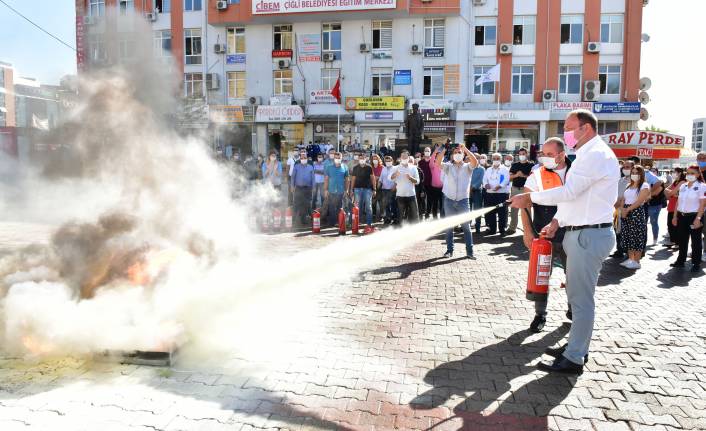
left=0, top=0, right=77, bottom=52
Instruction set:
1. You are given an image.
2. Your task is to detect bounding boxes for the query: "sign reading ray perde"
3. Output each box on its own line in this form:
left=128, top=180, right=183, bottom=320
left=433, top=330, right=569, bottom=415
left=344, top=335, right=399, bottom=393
left=345, top=97, right=405, bottom=111
left=253, top=0, right=395, bottom=14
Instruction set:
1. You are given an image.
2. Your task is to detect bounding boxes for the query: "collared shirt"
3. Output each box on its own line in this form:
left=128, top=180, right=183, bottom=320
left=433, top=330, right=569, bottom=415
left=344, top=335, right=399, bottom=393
left=677, top=181, right=706, bottom=213
left=441, top=162, right=474, bottom=201
left=325, top=163, right=349, bottom=194
left=379, top=166, right=396, bottom=190
left=482, top=166, right=511, bottom=194
left=388, top=164, right=419, bottom=197
left=531, top=135, right=619, bottom=227
left=471, top=166, right=485, bottom=190
left=291, top=162, right=315, bottom=188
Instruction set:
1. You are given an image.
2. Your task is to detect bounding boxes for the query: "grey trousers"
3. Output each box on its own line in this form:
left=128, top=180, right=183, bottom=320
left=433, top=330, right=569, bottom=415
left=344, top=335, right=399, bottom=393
left=561, top=227, right=615, bottom=365
left=508, top=186, right=524, bottom=231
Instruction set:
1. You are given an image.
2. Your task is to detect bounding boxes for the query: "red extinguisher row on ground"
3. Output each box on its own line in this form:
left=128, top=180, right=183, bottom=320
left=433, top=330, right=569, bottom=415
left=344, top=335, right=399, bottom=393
left=257, top=207, right=294, bottom=232
left=253, top=205, right=371, bottom=236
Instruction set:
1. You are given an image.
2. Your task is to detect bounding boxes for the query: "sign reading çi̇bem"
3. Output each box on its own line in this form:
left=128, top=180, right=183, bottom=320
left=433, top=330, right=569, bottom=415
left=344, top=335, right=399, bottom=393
left=253, top=0, right=396, bottom=14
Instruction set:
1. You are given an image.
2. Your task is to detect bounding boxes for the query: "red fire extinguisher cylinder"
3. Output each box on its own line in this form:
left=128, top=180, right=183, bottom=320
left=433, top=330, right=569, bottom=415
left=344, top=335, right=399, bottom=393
left=338, top=208, right=346, bottom=235
left=351, top=205, right=360, bottom=235
left=312, top=210, right=321, bottom=233
left=526, top=234, right=553, bottom=301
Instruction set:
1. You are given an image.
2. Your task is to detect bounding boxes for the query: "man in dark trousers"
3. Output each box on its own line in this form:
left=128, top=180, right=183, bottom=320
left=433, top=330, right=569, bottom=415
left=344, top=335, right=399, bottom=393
left=290, top=150, right=315, bottom=226
left=405, top=103, right=424, bottom=156
left=507, top=147, right=534, bottom=234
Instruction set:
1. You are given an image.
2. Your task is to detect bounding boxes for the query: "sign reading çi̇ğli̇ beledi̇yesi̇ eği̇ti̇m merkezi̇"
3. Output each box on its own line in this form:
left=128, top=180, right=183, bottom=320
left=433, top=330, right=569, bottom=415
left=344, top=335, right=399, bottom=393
left=253, top=0, right=396, bottom=14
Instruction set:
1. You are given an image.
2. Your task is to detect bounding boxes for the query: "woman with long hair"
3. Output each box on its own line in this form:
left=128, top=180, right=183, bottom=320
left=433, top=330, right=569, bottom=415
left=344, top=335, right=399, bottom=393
left=663, top=167, right=686, bottom=248
left=618, top=165, right=651, bottom=269
left=671, top=165, right=706, bottom=272
left=370, top=153, right=384, bottom=222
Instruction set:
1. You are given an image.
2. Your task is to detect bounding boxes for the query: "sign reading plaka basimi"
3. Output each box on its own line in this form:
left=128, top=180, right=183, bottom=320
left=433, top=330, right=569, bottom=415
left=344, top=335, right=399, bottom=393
left=253, top=0, right=395, bottom=14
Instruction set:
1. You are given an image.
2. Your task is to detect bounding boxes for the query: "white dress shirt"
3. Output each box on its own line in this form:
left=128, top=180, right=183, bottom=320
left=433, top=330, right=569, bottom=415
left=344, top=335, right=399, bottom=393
left=482, top=166, right=511, bottom=193
left=531, top=135, right=619, bottom=227
left=441, top=162, right=474, bottom=201
left=677, top=181, right=706, bottom=213
left=388, top=164, right=419, bottom=197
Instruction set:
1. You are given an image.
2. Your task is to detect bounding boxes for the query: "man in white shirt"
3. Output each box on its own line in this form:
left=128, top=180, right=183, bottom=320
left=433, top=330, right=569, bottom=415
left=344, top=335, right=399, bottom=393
left=389, top=150, right=420, bottom=224
left=510, top=109, right=619, bottom=375
left=482, top=153, right=511, bottom=235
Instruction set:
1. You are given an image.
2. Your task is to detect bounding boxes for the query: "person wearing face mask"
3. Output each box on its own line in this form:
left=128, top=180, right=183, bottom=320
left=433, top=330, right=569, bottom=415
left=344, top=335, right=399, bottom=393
left=418, top=147, right=435, bottom=220
left=663, top=167, right=686, bottom=249
left=436, top=143, right=478, bottom=258
left=323, top=152, right=350, bottom=227
left=262, top=151, right=283, bottom=189
left=371, top=154, right=384, bottom=222
left=671, top=166, right=706, bottom=272
left=379, top=156, right=398, bottom=224
left=412, top=153, right=427, bottom=218
left=482, top=153, right=511, bottom=235
left=611, top=160, right=635, bottom=259
left=617, top=165, right=651, bottom=270
left=290, top=151, right=315, bottom=226
left=698, top=152, right=706, bottom=261
left=508, top=148, right=534, bottom=235
left=627, top=156, right=664, bottom=248
left=350, top=153, right=377, bottom=234
left=503, top=154, right=514, bottom=169
left=509, top=109, right=619, bottom=375
left=469, top=153, right=486, bottom=233
left=389, top=150, right=420, bottom=224
left=427, top=145, right=444, bottom=219
left=521, top=138, right=572, bottom=333
left=312, top=154, right=327, bottom=211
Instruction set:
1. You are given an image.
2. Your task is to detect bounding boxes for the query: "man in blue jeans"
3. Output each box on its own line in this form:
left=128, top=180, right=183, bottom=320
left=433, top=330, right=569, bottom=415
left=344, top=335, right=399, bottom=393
left=435, top=143, right=478, bottom=258
left=470, top=155, right=486, bottom=233
left=350, top=153, right=377, bottom=234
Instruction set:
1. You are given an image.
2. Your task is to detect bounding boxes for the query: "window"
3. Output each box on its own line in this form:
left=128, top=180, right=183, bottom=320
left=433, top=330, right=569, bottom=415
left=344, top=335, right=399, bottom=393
left=88, top=34, right=106, bottom=62
left=184, top=29, right=202, bottom=65
left=184, top=0, right=202, bottom=11
left=119, top=0, right=133, bottom=14
left=119, top=38, right=136, bottom=61
left=512, top=65, right=534, bottom=95
left=227, top=71, right=246, bottom=98
left=0, top=70, right=5, bottom=88
left=424, top=19, right=445, bottom=48
left=273, top=25, right=292, bottom=50
left=423, top=67, right=444, bottom=98
left=513, top=16, right=536, bottom=45
left=322, top=23, right=342, bottom=60
left=559, top=65, right=581, bottom=94
left=155, top=0, right=170, bottom=13
left=372, top=20, right=392, bottom=57
left=601, top=15, right=624, bottom=43
left=599, top=65, right=621, bottom=95
left=184, top=73, right=203, bottom=99
left=597, top=122, right=619, bottom=135
left=154, top=30, right=172, bottom=56
left=321, top=68, right=339, bottom=91
left=227, top=27, right=245, bottom=54
left=371, top=69, right=392, bottom=96
left=474, top=18, right=496, bottom=46
left=273, top=70, right=293, bottom=95
left=560, top=15, right=583, bottom=44
left=473, top=66, right=495, bottom=95
left=89, top=0, right=105, bottom=17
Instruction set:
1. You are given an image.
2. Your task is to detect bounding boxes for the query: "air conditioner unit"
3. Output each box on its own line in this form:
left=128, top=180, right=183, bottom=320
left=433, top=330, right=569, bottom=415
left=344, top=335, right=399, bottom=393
left=583, top=80, right=600, bottom=101
left=542, top=89, right=557, bottom=102
left=214, top=43, right=226, bottom=54
left=359, top=43, right=370, bottom=53
left=207, top=73, right=220, bottom=90
left=249, top=96, right=261, bottom=105
left=472, top=0, right=486, bottom=4
left=146, top=11, right=158, bottom=21
left=410, top=44, right=421, bottom=54
left=586, top=42, right=601, bottom=53
left=322, top=52, right=335, bottom=62
left=82, top=15, right=95, bottom=25
left=499, top=43, right=512, bottom=55
left=216, top=0, right=229, bottom=10
left=277, top=59, right=291, bottom=69
left=642, top=0, right=648, bottom=5
left=420, top=0, right=433, bottom=3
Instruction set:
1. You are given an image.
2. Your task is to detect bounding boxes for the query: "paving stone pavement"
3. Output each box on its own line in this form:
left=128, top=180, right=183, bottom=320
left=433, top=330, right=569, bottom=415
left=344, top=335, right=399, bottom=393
left=0, top=220, right=704, bottom=431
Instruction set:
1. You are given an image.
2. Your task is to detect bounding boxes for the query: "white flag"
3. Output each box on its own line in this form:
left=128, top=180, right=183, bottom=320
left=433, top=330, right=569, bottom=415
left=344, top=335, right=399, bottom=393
left=32, top=114, right=49, bottom=131
left=475, top=64, right=501, bottom=86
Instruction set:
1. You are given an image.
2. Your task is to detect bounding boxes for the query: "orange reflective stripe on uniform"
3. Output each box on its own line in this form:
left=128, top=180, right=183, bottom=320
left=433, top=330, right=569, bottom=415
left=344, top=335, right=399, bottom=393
left=536, top=167, right=563, bottom=192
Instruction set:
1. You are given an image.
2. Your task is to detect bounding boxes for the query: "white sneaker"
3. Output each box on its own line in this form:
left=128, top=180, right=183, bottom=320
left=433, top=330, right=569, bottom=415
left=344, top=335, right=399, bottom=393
left=624, top=260, right=641, bottom=270
left=702, top=254, right=706, bottom=262
left=620, top=259, right=631, bottom=267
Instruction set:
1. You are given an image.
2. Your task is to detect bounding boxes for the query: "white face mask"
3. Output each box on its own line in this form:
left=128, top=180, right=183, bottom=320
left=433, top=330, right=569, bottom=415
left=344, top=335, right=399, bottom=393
left=686, top=174, right=697, bottom=183
left=385, top=161, right=392, bottom=167
left=539, top=156, right=558, bottom=170
left=453, top=153, right=463, bottom=162
left=519, top=155, right=527, bottom=162
left=504, top=160, right=512, bottom=167
left=373, top=160, right=379, bottom=166
left=270, top=155, right=276, bottom=161
left=492, top=160, right=501, bottom=167
left=401, top=157, right=409, bottom=165
left=301, top=158, right=308, bottom=164
left=479, top=159, right=487, bottom=166
left=630, top=174, right=639, bottom=182
left=329, top=153, right=334, bottom=159
left=358, top=159, right=366, bottom=166
left=424, top=151, right=431, bottom=157
left=622, top=169, right=631, bottom=176
left=334, top=158, right=341, bottom=165
left=317, top=158, right=323, bottom=163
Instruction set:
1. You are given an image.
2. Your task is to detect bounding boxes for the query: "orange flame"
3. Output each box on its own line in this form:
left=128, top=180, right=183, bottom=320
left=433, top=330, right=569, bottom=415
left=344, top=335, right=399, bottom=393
left=126, top=249, right=179, bottom=285
left=22, top=335, right=55, bottom=355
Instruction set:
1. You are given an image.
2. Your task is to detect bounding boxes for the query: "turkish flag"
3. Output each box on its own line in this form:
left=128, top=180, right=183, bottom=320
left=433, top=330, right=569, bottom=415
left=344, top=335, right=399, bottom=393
left=330, top=78, right=341, bottom=104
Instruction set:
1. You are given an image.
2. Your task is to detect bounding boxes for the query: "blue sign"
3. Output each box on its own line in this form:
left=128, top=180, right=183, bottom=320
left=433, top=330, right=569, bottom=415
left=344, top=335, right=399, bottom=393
left=424, top=48, right=444, bottom=58
left=365, top=112, right=394, bottom=120
left=393, top=70, right=412, bottom=85
left=226, top=54, right=246, bottom=64
left=593, top=102, right=641, bottom=114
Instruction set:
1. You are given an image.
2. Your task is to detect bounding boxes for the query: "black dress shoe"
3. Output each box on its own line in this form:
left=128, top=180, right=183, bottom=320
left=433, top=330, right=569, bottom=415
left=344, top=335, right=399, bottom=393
left=483, top=230, right=496, bottom=235
left=566, top=308, right=572, bottom=321
left=690, top=265, right=701, bottom=273
left=537, top=356, right=583, bottom=375
left=544, top=344, right=588, bottom=362
left=529, top=314, right=546, bottom=333
left=670, top=261, right=685, bottom=268
left=610, top=252, right=625, bottom=259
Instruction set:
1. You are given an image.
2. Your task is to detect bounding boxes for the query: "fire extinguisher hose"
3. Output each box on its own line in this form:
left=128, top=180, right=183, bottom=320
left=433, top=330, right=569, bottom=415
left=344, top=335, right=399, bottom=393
left=523, top=207, right=541, bottom=238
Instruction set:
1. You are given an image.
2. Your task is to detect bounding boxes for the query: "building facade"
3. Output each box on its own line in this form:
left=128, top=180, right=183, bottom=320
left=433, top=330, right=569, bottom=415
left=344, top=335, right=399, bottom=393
left=75, top=0, right=647, bottom=158
left=692, top=118, right=704, bottom=153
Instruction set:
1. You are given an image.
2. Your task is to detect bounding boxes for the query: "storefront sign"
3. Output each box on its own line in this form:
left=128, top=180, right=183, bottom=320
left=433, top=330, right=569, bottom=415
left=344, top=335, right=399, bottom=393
left=593, top=102, right=641, bottom=114
left=272, top=49, right=293, bottom=58
left=393, top=70, right=411, bottom=85
left=310, top=89, right=337, bottom=104
left=421, top=110, right=451, bottom=121
left=345, top=96, right=405, bottom=110
left=408, top=99, right=454, bottom=110
left=549, top=101, right=593, bottom=111
left=75, top=16, right=85, bottom=72
left=209, top=106, right=245, bottom=123
left=424, top=48, right=444, bottom=58
left=269, top=94, right=293, bottom=106
left=298, top=34, right=321, bottom=62
left=444, top=64, right=460, bottom=95
left=364, top=112, right=394, bottom=120
left=456, top=110, right=550, bottom=122
left=226, top=54, right=246, bottom=64
left=637, top=147, right=654, bottom=158
left=603, top=131, right=685, bottom=147
left=253, top=0, right=396, bottom=15
left=256, top=105, right=304, bottom=122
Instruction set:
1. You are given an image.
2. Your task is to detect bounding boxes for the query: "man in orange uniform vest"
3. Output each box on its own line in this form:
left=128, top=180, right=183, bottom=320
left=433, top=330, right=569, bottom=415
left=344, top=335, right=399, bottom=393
left=521, top=137, right=571, bottom=333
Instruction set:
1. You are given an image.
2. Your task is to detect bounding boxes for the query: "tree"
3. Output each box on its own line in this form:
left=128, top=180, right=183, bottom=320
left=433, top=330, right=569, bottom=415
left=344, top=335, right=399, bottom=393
left=642, top=124, right=670, bottom=133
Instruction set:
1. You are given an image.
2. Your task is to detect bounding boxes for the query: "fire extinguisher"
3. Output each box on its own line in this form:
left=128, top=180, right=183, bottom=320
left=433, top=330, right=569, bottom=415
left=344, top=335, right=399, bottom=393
left=262, top=210, right=271, bottom=232
left=285, top=206, right=293, bottom=230
left=525, top=207, right=553, bottom=301
left=312, top=210, right=321, bottom=233
left=338, top=208, right=347, bottom=235
left=351, top=205, right=360, bottom=235
left=272, top=207, right=282, bottom=231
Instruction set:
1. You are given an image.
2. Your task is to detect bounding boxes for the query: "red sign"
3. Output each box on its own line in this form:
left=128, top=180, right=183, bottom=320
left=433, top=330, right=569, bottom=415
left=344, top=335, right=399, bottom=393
left=637, top=147, right=653, bottom=158
left=76, top=16, right=85, bottom=71
left=612, top=148, right=681, bottom=160
left=603, top=130, right=684, bottom=147
left=272, top=49, right=293, bottom=58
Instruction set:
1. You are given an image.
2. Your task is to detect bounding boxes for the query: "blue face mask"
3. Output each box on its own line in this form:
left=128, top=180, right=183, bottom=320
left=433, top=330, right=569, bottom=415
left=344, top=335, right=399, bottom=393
left=699, top=161, right=706, bottom=169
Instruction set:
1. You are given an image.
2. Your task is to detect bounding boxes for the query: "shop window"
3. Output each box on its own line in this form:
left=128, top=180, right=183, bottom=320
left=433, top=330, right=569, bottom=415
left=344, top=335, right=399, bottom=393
left=184, top=29, right=202, bottom=65
left=154, top=30, right=172, bottom=57
left=274, top=25, right=292, bottom=50
left=474, top=17, right=496, bottom=46
left=559, top=65, right=581, bottom=94
left=511, top=65, right=534, bottom=95
left=87, top=34, right=107, bottom=62
left=560, top=15, right=583, bottom=44
left=119, top=0, right=133, bottom=15
left=372, top=21, right=392, bottom=58
left=273, top=70, right=293, bottom=95
left=513, top=16, right=535, bottom=45
left=227, top=71, right=246, bottom=98
left=155, top=0, right=170, bottom=13
left=89, top=0, right=105, bottom=17
left=184, top=72, right=203, bottom=99
left=473, top=66, right=495, bottom=95
left=601, top=15, right=624, bottom=44
left=227, top=28, right=245, bottom=54
left=372, top=69, right=392, bottom=96
left=322, top=23, right=342, bottom=60
left=598, top=122, right=620, bottom=135
left=424, top=19, right=445, bottom=49
left=423, top=67, right=444, bottom=98
left=184, top=0, right=202, bottom=11
left=599, top=65, right=621, bottom=95
left=321, top=69, right=339, bottom=91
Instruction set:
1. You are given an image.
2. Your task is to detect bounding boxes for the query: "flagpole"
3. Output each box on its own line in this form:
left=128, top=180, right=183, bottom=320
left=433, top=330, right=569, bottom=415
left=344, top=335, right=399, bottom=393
left=337, top=107, right=340, bottom=153
left=495, top=66, right=500, bottom=152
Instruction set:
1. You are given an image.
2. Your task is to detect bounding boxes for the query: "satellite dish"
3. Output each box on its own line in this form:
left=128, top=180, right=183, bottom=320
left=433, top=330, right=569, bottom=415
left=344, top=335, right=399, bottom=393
left=640, top=107, right=650, bottom=121
left=639, top=77, right=652, bottom=91
left=641, top=33, right=650, bottom=42
left=639, top=91, right=650, bottom=105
